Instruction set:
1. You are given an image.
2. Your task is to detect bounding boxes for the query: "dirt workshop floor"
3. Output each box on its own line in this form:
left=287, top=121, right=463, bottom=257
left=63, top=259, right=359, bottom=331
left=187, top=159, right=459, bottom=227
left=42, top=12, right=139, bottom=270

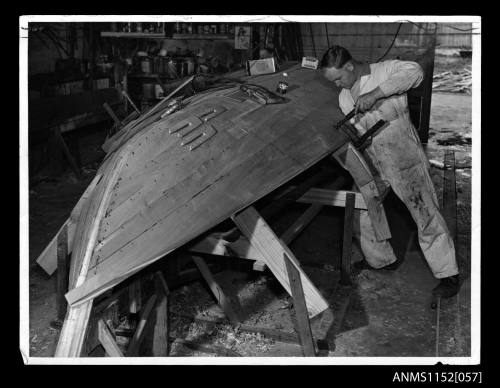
left=26, top=54, right=473, bottom=359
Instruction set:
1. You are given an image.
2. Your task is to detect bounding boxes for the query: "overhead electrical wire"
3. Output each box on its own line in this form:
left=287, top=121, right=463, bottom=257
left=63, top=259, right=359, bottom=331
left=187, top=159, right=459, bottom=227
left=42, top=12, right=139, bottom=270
left=376, top=23, right=403, bottom=62
left=398, top=20, right=478, bottom=32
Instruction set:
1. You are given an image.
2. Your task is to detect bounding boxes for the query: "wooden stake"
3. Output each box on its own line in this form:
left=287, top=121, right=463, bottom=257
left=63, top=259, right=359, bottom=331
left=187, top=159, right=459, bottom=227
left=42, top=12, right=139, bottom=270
left=129, top=278, right=142, bottom=314
left=126, top=294, right=157, bottom=356
left=103, top=102, right=122, bottom=126
left=283, top=252, right=316, bottom=357
left=233, top=206, right=328, bottom=318
left=281, top=204, right=323, bottom=245
left=98, top=319, right=124, bottom=357
left=192, top=255, right=240, bottom=325
left=341, top=193, right=355, bottom=285
left=56, top=224, right=69, bottom=320
left=152, top=272, right=169, bottom=357
left=443, top=150, right=457, bottom=240
left=53, top=126, right=81, bottom=178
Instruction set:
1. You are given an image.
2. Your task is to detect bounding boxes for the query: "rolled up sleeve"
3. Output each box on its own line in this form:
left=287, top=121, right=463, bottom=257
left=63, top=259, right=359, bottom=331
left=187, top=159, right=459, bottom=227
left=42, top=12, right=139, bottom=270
left=378, top=60, right=424, bottom=97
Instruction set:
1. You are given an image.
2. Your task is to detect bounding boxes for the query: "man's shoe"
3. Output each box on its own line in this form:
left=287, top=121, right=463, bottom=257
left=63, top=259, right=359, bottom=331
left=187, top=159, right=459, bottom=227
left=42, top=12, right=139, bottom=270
left=353, top=260, right=399, bottom=271
left=432, top=275, right=460, bottom=298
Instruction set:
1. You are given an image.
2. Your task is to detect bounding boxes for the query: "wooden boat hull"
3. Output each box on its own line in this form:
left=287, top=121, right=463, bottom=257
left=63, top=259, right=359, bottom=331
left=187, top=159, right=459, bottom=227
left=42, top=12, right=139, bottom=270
left=63, top=64, right=349, bottom=310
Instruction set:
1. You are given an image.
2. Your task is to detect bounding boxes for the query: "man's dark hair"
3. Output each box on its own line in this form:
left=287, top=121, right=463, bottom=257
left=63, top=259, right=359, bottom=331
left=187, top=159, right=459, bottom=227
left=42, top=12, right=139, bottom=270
left=320, top=45, right=352, bottom=69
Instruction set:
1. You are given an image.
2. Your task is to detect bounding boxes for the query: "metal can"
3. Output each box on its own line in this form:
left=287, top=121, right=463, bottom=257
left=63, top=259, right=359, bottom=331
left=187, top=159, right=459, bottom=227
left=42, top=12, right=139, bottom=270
left=167, top=58, right=177, bottom=78
left=140, top=57, right=151, bottom=74
left=186, top=58, right=195, bottom=75
left=154, top=84, right=164, bottom=99
left=176, top=59, right=184, bottom=77
left=143, top=83, right=155, bottom=99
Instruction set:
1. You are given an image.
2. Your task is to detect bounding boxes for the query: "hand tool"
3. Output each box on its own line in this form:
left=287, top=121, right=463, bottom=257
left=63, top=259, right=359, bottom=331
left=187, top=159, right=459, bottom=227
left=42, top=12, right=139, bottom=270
left=334, top=108, right=356, bottom=129
left=355, top=119, right=388, bottom=150
left=335, top=113, right=388, bottom=151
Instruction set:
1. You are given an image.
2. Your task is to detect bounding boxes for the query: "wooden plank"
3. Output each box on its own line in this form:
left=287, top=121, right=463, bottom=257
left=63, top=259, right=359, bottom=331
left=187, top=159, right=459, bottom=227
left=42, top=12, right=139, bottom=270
left=192, top=255, right=240, bottom=324
left=260, top=166, right=334, bottom=220
left=54, top=126, right=81, bottom=178
left=36, top=173, right=102, bottom=275
left=443, top=150, right=457, bottom=241
left=56, top=147, right=130, bottom=357
left=189, top=233, right=265, bottom=261
left=152, top=272, right=169, bottom=357
left=190, top=197, right=321, bottom=269
left=56, top=224, right=69, bottom=320
left=282, top=204, right=323, bottom=244
left=341, top=193, right=355, bottom=285
left=128, top=279, right=142, bottom=314
left=417, top=27, right=437, bottom=144
left=296, top=189, right=367, bottom=210
left=253, top=261, right=267, bottom=271
left=190, top=202, right=321, bottom=273
left=103, top=102, right=121, bottom=126
left=333, top=143, right=391, bottom=241
left=232, top=206, right=329, bottom=318
left=54, top=301, right=93, bottom=357
left=284, top=252, right=316, bottom=357
left=126, top=294, right=157, bottom=356
left=98, top=319, right=124, bottom=357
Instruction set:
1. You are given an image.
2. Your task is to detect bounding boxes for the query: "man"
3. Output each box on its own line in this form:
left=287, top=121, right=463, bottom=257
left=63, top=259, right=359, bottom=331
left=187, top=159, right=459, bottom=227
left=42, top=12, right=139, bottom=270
left=320, top=45, right=460, bottom=298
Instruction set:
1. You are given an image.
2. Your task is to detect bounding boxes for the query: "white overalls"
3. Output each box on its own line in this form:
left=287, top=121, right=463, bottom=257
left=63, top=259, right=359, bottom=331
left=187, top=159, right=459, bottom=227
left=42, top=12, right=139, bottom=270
left=339, top=60, right=458, bottom=279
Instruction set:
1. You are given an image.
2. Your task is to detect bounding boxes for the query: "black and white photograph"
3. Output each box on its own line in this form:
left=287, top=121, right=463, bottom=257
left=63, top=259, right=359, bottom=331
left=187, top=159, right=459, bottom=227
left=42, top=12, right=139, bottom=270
left=19, top=15, right=480, bottom=367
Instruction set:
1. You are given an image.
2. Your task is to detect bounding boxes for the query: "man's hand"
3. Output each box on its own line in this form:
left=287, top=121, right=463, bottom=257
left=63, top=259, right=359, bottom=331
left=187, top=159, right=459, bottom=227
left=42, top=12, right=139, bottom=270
left=355, top=87, right=385, bottom=114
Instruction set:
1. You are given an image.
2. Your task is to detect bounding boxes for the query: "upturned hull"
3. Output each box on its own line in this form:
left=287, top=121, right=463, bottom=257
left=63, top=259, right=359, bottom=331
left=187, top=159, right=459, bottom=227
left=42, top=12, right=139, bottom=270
left=64, top=64, right=348, bottom=307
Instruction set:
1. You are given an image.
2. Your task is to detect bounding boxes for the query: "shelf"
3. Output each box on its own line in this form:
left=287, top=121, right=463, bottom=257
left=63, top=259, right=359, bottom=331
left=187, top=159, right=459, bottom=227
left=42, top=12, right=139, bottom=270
left=128, top=73, right=174, bottom=79
left=172, top=34, right=232, bottom=40
left=101, top=32, right=166, bottom=39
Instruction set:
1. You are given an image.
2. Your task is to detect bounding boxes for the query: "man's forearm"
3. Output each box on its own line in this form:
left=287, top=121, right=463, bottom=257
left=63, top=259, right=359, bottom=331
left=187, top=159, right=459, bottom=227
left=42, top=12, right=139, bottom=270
left=378, top=61, right=424, bottom=97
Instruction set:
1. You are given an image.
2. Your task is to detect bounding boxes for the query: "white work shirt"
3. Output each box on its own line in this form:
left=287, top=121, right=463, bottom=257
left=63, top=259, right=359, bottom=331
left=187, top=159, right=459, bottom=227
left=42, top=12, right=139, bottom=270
left=339, top=60, right=424, bottom=139
left=338, top=59, right=430, bottom=179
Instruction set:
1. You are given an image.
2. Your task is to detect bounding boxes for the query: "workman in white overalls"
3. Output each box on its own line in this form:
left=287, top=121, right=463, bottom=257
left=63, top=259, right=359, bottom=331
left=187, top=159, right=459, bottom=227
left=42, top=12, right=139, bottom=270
left=320, top=45, right=460, bottom=298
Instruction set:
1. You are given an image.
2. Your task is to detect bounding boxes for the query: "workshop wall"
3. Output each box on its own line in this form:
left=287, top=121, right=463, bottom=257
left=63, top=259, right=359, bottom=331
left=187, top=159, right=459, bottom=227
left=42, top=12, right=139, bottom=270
left=299, top=22, right=441, bottom=144
left=28, top=22, right=85, bottom=76
left=435, top=23, right=473, bottom=48
left=299, top=22, right=438, bottom=62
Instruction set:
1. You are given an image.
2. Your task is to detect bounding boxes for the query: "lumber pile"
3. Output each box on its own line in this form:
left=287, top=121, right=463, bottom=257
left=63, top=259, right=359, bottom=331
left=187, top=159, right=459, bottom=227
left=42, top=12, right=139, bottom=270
left=432, top=68, right=472, bottom=94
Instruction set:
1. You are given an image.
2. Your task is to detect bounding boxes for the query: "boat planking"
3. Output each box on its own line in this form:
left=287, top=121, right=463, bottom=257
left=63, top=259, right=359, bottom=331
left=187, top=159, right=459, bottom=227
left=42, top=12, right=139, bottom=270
left=40, top=64, right=351, bottom=317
